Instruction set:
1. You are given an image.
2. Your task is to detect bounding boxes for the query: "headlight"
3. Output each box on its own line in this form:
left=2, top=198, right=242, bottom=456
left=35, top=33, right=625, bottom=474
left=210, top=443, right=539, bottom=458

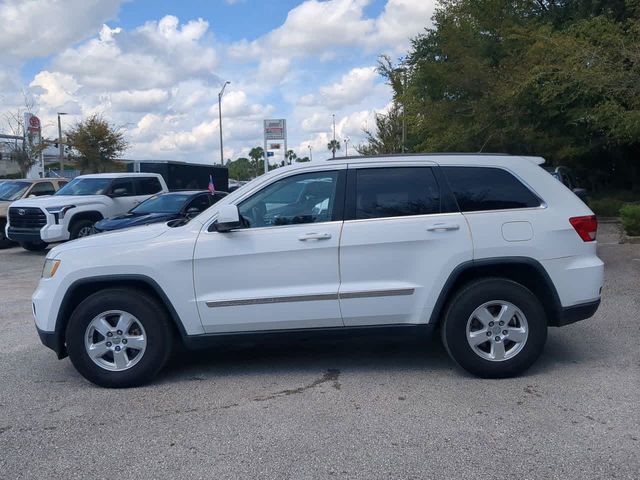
left=42, top=259, right=61, bottom=278
left=46, top=205, right=76, bottom=220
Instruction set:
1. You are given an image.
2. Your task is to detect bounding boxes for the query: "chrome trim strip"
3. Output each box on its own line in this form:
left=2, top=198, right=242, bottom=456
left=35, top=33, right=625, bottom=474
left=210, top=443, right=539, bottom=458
left=205, top=288, right=415, bottom=308
left=339, top=288, right=415, bottom=299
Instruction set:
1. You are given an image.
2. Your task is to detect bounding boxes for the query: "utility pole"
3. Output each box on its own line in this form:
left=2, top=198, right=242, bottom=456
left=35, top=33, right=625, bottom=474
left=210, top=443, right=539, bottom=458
left=218, top=81, right=230, bottom=165
left=308, top=145, right=313, bottom=161
left=57, top=112, right=67, bottom=177
left=331, top=114, right=336, bottom=158
left=344, top=137, right=349, bottom=157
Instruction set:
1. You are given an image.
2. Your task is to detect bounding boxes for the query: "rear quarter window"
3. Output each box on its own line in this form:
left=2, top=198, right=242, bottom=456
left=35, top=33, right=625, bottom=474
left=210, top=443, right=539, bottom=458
left=442, top=166, right=541, bottom=212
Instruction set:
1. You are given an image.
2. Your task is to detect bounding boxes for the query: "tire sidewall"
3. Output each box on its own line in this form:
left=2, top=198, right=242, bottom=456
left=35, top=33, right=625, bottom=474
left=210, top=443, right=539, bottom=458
left=70, top=219, right=95, bottom=239
left=66, top=290, right=172, bottom=388
left=442, top=279, right=547, bottom=378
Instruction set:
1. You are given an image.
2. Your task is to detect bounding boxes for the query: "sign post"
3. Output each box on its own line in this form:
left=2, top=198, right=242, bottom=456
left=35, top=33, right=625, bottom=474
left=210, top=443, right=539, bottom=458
left=263, top=119, right=287, bottom=174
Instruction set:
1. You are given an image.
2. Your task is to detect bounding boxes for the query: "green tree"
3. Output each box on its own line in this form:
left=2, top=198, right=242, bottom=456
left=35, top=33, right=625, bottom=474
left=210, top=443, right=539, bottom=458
left=285, top=149, right=297, bottom=164
left=367, top=0, right=640, bottom=190
left=327, top=139, right=341, bottom=158
left=356, top=103, right=404, bottom=155
left=227, top=157, right=252, bottom=181
left=296, top=156, right=311, bottom=163
left=248, top=146, right=265, bottom=177
left=66, top=114, right=128, bottom=173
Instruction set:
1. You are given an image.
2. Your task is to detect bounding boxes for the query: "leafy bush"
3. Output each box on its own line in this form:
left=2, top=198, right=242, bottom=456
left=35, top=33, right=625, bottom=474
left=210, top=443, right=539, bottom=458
left=589, top=198, right=624, bottom=217
left=620, top=205, right=640, bottom=237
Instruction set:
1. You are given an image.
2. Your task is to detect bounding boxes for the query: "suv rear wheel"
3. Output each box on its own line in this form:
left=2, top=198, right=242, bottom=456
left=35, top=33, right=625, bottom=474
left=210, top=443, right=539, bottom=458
left=66, top=289, right=173, bottom=388
left=441, top=278, right=547, bottom=378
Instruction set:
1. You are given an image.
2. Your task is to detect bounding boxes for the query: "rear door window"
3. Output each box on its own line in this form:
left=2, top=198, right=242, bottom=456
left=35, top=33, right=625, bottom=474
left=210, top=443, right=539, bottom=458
left=29, top=182, right=56, bottom=196
left=442, top=166, right=541, bottom=212
left=136, top=177, right=163, bottom=195
left=109, top=178, right=136, bottom=196
left=354, top=167, right=441, bottom=220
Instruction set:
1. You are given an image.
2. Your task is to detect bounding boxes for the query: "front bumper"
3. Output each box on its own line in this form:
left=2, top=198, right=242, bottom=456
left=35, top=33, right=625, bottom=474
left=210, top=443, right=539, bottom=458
left=7, top=227, right=43, bottom=243
left=36, top=325, right=66, bottom=359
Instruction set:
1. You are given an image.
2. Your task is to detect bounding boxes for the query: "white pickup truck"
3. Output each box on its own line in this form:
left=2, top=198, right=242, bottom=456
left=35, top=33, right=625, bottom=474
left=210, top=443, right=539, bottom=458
left=6, top=173, right=168, bottom=251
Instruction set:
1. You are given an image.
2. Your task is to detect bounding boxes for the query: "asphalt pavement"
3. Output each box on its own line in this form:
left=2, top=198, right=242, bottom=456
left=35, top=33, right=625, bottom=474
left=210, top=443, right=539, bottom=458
left=0, top=222, right=638, bottom=479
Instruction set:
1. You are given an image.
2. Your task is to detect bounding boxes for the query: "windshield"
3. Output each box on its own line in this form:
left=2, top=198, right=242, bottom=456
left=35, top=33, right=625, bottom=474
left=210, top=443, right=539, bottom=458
left=55, top=177, right=111, bottom=196
left=0, top=181, right=30, bottom=201
left=132, top=193, right=191, bottom=214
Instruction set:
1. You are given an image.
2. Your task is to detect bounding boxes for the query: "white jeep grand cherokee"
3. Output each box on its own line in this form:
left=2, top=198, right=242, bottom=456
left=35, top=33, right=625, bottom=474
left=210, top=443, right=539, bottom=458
left=7, top=173, right=167, bottom=251
left=33, top=154, right=603, bottom=387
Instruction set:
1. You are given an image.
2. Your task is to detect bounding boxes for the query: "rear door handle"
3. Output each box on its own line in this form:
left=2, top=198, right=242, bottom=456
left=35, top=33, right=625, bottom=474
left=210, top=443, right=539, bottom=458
left=427, top=223, right=460, bottom=232
left=298, top=232, right=332, bottom=241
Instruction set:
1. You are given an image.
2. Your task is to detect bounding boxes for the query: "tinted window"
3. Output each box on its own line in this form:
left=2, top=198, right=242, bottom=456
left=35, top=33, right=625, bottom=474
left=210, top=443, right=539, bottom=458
left=132, top=194, right=191, bottom=214
left=443, top=167, right=540, bottom=211
left=239, top=171, right=338, bottom=228
left=29, top=182, right=56, bottom=196
left=109, top=178, right=135, bottom=196
left=355, top=167, right=440, bottom=220
left=185, top=195, right=210, bottom=214
left=136, top=177, right=163, bottom=195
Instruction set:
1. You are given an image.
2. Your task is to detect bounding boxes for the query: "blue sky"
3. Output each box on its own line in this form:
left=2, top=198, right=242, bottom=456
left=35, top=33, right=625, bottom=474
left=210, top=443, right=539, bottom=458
left=1, top=0, right=435, bottom=163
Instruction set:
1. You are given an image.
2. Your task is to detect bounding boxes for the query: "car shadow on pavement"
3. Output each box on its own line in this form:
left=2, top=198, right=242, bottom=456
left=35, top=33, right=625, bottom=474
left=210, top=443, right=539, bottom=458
left=161, top=331, right=457, bottom=382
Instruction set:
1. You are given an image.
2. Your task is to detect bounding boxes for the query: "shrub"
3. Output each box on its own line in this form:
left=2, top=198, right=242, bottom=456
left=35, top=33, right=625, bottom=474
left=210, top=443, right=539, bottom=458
left=589, top=198, right=624, bottom=217
left=620, top=204, right=640, bottom=236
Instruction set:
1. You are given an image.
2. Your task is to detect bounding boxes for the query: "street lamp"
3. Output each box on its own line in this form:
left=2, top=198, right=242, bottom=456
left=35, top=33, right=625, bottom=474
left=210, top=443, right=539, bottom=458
left=218, top=81, right=230, bottom=165
left=57, top=112, right=68, bottom=177
left=308, top=144, right=313, bottom=161
left=344, top=137, right=350, bottom=157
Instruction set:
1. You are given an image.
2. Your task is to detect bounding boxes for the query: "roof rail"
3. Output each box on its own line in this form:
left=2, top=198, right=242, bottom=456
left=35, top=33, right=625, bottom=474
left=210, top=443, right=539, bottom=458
left=328, top=152, right=514, bottom=161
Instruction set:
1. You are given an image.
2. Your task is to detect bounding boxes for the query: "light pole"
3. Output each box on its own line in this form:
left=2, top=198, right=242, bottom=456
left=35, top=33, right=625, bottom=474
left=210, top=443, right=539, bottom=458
left=344, top=137, right=350, bottom=157
left=308, top=145, right=313, bottom=161
left=331, top=114, right=337, bottom=158
left=218, top=81, right=230, bottom=165
left=57, top=112, right=67, bottom=177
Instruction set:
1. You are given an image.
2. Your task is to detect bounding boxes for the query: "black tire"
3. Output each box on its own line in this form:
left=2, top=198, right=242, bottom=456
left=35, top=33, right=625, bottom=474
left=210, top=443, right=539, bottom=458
left=20, top=241, right=48, bottom=251
left=66, top=289, right=173, bottom=388
left=69, top=219, right=96, bottom=239
left=441, top=278, right=547, bottom=378
left=0, top=220, right=15, bottom=248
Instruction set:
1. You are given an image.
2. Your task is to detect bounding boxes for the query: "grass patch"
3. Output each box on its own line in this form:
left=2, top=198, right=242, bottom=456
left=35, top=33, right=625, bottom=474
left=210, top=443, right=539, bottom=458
left=620, top=204, right=640, bottom=236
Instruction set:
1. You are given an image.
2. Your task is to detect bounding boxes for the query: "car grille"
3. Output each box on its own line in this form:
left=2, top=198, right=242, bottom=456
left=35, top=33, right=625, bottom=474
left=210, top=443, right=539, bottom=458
left=9, top=207, right=47, bottom=229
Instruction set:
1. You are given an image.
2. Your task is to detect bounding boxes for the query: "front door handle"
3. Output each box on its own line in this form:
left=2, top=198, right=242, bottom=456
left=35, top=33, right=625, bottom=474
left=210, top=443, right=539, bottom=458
left=298, top=232, right=332, bottom=241
left=427, top=223, right=460, bottom=232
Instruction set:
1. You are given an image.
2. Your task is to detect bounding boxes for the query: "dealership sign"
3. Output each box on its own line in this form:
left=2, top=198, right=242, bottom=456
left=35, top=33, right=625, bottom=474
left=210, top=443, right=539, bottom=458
left=24, top=113, right=41, bottom=136
left=263, top=119, right=288, bottom=173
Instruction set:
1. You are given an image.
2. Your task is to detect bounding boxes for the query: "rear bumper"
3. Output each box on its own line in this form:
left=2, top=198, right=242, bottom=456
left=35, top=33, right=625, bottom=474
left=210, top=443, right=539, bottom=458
left=554, top=299, right=600, bottom=327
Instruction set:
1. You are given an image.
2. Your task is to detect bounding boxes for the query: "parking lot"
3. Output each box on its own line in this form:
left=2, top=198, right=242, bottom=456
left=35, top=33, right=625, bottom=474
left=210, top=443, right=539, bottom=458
left=0, top=222, right=638, bottom=479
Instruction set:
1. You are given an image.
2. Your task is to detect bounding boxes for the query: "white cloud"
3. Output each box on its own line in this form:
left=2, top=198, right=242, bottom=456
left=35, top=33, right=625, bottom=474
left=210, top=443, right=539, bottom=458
left=29, top=71, right=80, bottom=109
left=109, top=89, right=170, bottom=112
left=372, top=0, right=436, bottom=52
left=318, top=66, right=379, bottom=109
left=53, top=16, right=217, bottom=90
left=0, top=0, right=124, bottom=59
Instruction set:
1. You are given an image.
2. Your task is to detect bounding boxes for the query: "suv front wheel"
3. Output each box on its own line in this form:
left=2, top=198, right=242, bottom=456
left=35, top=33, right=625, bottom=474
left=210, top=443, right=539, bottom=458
left=66, top=289, right=173, bottom=388
left=441, top=278, right=547, bottom=378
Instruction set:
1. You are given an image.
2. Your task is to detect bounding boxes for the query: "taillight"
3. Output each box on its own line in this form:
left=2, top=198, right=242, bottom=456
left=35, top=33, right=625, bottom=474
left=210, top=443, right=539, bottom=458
left=569, top=215, right=597, bottom=242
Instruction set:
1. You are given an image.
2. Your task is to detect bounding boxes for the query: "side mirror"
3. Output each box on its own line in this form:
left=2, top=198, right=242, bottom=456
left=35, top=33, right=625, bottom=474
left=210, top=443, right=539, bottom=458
left=110, top=187, right=128, bottom=197
left=213, top=204, right=241, bottom=232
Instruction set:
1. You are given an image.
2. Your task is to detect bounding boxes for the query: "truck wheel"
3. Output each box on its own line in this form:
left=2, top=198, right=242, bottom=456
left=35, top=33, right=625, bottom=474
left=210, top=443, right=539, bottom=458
left=66, top=289, right=173, bottom=388
left=70, top=219, right=95, bottom=239
left=441, top=278, right=547, bottom=378
left=0, top=220, right=14, bottom=248
left=20, top=241, right=48, bottom=251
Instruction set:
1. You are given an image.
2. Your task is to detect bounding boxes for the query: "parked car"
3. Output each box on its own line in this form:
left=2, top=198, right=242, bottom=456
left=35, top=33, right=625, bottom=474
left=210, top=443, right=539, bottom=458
left=93, top=190, right=228, bottom=233
left=33, top=154, right=603, bottom=387
left=6, top=173, right=168, bottom=251
left=544, top=166, right=588, bottom=202
left=0, top=178, right=68, bottom=248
